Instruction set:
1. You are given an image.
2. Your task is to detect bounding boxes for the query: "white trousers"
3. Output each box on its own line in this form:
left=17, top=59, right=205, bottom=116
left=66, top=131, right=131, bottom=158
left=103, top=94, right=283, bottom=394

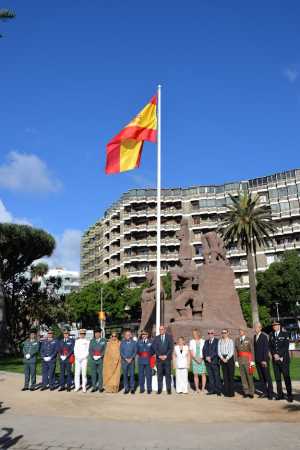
left=176, top=368, right=188, bottom=393
left=75, top=358, right=87, bottom=390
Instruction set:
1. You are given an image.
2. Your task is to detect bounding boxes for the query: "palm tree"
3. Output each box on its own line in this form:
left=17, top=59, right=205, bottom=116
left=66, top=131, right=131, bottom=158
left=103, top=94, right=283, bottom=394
left=0, top=8, right=15, bottom=38
left=31, top=262, right=49, bottom=283
left=218, top=192, right=277, bottom=326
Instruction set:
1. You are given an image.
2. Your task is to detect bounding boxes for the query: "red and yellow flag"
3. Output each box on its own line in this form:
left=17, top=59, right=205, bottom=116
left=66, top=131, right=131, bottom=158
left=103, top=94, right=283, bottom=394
left=105, top=95, right=157, bottom=174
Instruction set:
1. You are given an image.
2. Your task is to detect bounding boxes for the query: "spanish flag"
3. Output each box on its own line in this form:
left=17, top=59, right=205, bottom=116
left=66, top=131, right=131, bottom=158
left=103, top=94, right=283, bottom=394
left=105, top=95, right=157, bottom=174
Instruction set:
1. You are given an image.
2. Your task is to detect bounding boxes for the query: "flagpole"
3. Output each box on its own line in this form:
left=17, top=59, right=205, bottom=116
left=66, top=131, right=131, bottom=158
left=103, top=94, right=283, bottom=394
left=156, top=84, right=162, bottom=336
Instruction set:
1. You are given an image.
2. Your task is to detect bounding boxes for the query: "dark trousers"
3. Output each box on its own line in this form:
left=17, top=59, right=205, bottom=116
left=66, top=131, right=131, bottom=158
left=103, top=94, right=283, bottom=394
left=255, top=360, right=273, bottom=398
left=91, top=359, right=104, bottom=390
left=220, top=357, right=235, bottom=397
left=205, top=363, right=222, bottom=394
left=59, top=359, right=73, bottom=388
left=138, top=362, right=152, bottom=392
left=24, top=362, right=36, bottom=388
left=272, top=359, right=292, bottom=397
left=157, top=359, right=172, bottom=392
left=42, top=361, right=56, bottom=388
left=122, top=361, right=135, bottom=391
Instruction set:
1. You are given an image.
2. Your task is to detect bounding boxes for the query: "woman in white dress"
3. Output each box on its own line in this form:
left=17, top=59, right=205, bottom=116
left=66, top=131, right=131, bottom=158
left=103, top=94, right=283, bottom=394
left=189, top=329, right=207, bottom=393
left=173, top=337, right=190, bottom=394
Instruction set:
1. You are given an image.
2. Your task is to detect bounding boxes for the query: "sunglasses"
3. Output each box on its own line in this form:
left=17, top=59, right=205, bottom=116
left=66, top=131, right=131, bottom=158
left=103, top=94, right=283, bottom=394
left=208, top=332, right=214, bottom=335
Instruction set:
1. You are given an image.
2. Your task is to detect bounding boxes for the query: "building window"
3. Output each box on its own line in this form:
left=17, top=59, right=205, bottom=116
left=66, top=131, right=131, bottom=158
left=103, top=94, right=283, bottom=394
left=280, top=202, right=289, bottom=212
left=278, top=187, right=288, bottom=198
left=288, top=184, right=298, bottom=197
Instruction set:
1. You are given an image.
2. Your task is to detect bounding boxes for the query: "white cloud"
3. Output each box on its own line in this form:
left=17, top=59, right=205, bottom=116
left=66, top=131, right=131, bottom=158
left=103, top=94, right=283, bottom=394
left=0, top=199, right=32, bottom=225
left=283, top=67, right=299, bottom=84
left=0, top=151, right=62, bottom=193
left=46, top=229, right=82, bottom=272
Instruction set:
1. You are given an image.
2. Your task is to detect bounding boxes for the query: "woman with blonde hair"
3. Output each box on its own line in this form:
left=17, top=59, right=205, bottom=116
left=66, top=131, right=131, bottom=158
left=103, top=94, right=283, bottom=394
left=189, top=329, right=207, bottom=393
left=103, top=332, right=121, bottom=393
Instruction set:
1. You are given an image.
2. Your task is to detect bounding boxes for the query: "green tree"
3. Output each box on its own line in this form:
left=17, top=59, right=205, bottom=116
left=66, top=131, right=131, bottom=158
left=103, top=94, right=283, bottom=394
left=256, top=250, right=300, bottom=318
left=219, top=192, right=276, bottom=326
left=0, top=8, right=15, bottom=38
left=0, top=224, right=56, bottom=350
left=238, top=288, right=271, bottom=328
left=31, top=262, right=49, bottom=282
left=67, top=276, right=142, bottom=327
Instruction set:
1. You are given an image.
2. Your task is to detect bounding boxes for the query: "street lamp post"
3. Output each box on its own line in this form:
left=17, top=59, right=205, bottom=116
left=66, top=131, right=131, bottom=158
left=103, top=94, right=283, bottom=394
left=275, top=302, right=280, bottom=322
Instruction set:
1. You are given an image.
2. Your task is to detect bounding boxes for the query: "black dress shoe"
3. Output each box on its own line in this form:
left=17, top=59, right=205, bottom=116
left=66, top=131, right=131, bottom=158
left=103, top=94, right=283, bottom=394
left=99, top=388, right=104, bottom=393
left=147, top=391, right=152, bottom=394
left=30, top=385, right=35, bottom=391
left=58, top=387, right=65, bottom=392
left=275, top=395, right=284, bottom=401
left=91, top=388, right=97, bottom=392
left=287, top=396, right=293, bottom=403
left=21, top=387, right=29, bottom=391
left=50, top=387, right=55, bottom=391
left=131, top=390, right=135, bottom=394
left=167, top=390, right=171, bottom=395
left=248, top=395, right=254, bottom=399
left=140, top=389, right=145, bottom=394
left=40, top=386, right=48, bottom=391
left=216, top=392, right=222, bottom=397
left=67, top=387, right=71, bottom=392
left=157, top=390, right=162, bottom=395
left=124, top=390, right=129, bottom=394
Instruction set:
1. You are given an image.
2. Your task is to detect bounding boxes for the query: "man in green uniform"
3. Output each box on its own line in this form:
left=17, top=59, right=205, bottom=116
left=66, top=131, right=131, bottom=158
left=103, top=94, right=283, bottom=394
left=89, top=327, right=106, bottom=392
left=22, top=328, right=40, bottom=391
left=235, top=328, right=255, bottom=398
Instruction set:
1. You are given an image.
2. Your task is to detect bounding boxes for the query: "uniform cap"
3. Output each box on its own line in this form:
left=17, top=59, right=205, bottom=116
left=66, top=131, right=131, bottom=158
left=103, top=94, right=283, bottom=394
left=272, top=321, right=281, bottom=326
left=94, top=327, right=102, bottom=333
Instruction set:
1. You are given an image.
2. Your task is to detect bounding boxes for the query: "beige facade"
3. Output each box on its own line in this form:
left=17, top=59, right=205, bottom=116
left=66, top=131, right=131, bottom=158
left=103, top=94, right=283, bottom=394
left=81, top=168, right=300, bottom=289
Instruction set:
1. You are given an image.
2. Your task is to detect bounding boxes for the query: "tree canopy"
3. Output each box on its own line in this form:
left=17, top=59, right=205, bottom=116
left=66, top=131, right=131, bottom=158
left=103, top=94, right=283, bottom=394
left=257, top=250, right=300, bottom=318
left=66, top=276, right=143, bottom=328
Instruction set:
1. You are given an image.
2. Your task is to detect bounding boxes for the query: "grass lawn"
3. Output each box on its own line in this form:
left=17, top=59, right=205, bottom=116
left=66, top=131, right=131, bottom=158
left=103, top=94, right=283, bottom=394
left=1, top=355, right=299, bottom=380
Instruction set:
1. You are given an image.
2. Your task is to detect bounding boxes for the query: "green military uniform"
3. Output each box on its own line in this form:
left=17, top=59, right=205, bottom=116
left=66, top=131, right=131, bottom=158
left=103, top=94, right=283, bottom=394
left=235, top=335, right=255, bottom=397
left=89, top=336, right=106, bottom=391
left=23, top=337, right=40, bottom=390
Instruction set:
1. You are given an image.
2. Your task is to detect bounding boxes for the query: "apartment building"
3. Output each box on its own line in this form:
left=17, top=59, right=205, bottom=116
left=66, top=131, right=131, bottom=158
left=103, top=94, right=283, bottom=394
left=80, top=168, right=300, bottom=289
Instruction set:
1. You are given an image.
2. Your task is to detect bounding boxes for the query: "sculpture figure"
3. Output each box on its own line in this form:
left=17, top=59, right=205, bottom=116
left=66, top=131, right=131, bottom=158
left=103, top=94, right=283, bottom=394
left=201, top=231, right=228, bottom=265
left=171, top=218, right=203, bottom=320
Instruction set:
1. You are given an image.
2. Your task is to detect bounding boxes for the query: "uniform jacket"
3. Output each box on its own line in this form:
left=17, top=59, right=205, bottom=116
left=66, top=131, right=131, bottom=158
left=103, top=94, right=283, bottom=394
left=57, top=338, right=74, bottom=359
left=136, top=338, right=152, bottom=364
left=202, top=338, right=219, bottom=365
left=23, top=339, right=40, bottom=363
left=269, top=331, right=290, bottom=362
left=40, top=339, right=58, bottom=361
left=74, top=338, right=90, bottom=361
left=151, top=333, right=174, bottom=361
left=89, top=338, right=106, bottom=361
left=120, top=339, right=137, bottom=361
left=235, top=335, right=254, bottom=364
left=254, top=332, right=270, bottom=362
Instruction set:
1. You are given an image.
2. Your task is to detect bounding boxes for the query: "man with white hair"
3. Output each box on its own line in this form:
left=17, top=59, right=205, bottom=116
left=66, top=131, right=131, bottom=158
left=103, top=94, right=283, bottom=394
left=74, top=329, right=90, bottom=393
left=253, top=322, right=273, bottom=400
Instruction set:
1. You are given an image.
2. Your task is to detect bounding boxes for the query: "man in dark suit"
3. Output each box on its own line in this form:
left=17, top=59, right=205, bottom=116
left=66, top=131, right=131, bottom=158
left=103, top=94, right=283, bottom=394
left=202, top=329, right=222, bottom=396
left=253, top=322, right=273, bottom=400
left=151, top=325, right=174, bottom=394
left=269, top=321, right=293, bottom=402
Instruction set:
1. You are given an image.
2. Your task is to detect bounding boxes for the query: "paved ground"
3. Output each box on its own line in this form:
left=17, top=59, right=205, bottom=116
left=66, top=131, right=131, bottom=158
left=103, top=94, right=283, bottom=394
left=1, top=372, right=300, bottom=449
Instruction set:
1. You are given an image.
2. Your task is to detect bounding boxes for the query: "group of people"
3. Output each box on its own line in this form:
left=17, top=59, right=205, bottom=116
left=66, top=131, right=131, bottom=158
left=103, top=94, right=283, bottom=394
left=22, top=321, right=294, bottom=402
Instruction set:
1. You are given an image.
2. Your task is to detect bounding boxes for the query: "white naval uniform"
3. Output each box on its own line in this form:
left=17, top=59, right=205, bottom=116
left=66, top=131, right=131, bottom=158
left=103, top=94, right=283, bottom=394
left=74, top=338, right=90, bottom=391
left=174, top=345, right=189, bottom=393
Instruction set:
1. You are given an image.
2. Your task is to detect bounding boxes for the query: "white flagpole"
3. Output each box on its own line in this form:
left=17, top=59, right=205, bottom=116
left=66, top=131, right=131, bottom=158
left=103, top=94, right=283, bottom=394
left=156, top=85, right=162, bottom=336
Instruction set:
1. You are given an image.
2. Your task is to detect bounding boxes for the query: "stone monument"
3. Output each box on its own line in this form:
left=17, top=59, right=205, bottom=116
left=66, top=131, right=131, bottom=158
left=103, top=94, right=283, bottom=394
left=140, top=218, right=247, bottom=339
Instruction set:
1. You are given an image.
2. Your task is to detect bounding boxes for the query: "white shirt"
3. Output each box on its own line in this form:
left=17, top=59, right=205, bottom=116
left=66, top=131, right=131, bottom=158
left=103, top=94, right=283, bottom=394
left=174, top=345, right=189, bottom=369
left=189, top=338, right=205, bottom=358
left=74, top=338, right=89, bottom=360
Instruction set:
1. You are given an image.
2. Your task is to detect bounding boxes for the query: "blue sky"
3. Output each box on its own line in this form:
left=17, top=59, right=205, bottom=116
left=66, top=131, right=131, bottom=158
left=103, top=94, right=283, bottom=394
left=1, top=0, right=300, bottom=270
